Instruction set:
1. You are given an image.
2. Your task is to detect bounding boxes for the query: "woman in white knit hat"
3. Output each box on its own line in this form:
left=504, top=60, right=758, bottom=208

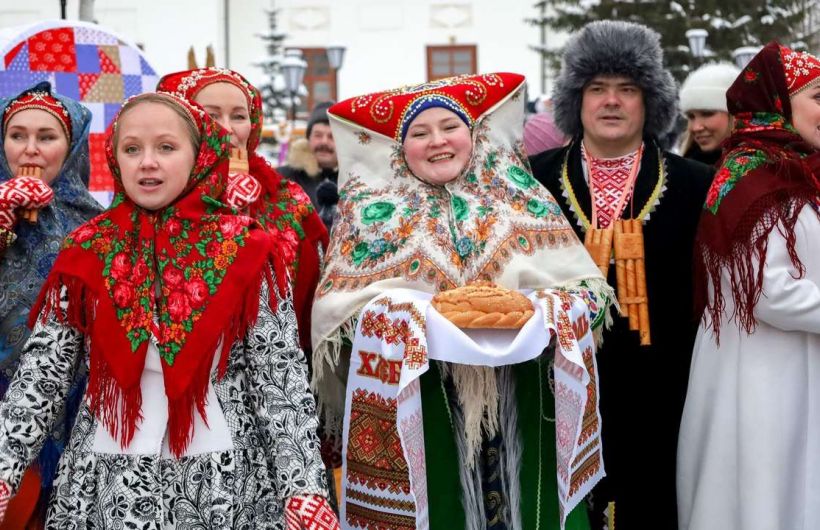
left=678, top=62, right=741, bottom=166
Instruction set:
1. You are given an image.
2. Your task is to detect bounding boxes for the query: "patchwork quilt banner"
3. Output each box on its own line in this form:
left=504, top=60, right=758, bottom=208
left=340, top=288, right=604, bottom=529
left=0, top=20, right=160, bottom=206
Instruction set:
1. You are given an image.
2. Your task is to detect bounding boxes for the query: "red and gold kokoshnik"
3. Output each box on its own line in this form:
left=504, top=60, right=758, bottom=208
left=329, top=73, right=524, bottom=141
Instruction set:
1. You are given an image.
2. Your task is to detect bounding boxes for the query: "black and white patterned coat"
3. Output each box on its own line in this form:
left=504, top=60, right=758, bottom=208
left=0, top=277, right=327, bottom=529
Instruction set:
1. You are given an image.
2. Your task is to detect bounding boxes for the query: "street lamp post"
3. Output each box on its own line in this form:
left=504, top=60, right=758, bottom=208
left=686, top=28, right=708, bottom=67
left=326, top=45, right=346, bottom=100
left=281, top=49, right=307, bottom=125
left=732, top=47, right=760, bottom=69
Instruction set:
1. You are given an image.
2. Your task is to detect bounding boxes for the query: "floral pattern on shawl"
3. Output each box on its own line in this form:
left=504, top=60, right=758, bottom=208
left=705, top=149, right=768, bottom=214
left=319, top=115, right=579, bottom=300
left=66, top=206, right=253, bottom=362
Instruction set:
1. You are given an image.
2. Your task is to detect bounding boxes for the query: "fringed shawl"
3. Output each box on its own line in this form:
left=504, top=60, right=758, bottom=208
left=695, top=42, right=820, bottom=339
left=30, top=93, right=285, bottom=456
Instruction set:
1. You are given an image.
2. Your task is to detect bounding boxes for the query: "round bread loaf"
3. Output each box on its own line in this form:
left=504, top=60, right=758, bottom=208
left=431, top=281, right=534, bottom=329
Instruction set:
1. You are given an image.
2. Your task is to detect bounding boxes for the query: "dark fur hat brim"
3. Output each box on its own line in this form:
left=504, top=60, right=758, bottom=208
left=552, top=20, right=678, bottom=139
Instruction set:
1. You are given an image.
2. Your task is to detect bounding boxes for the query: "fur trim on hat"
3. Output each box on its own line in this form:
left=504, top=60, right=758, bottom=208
left=552, top=20, right=678, bottom=139
left=679, top=62, right=740, bottom=114
left=285, top=138, right=320, bottom=178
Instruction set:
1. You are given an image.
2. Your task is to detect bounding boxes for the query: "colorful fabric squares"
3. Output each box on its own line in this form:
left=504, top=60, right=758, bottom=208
left=142, top=75, right=159, bottom=93
left=4, top=42, right=26, bottom=70
left=103, top=103, right=121, bottom=129
left=28, top=29, right=76, bottom=72
left=85, top=73, right=124, bottom=102
left=77, top=73, right=99, bottom=99
left=122, top=75, right=143, bottom=98
left=118, top=45, right=141, bottom=75
left=140, top=55, right=153, bottom=75
left=0, top=71, right=48, bottom=94
left=54, top=72, right=80, bottom=100
left=82, top=102, right=105, bottom=133
left=97, top=45, right=120, bottom=74
left=75, top=44, right=101, bottom=73
left=1, top=23, right=161, bottom=199
left=73, top=26, right=117, bottom=46
left=87, top=133, right=113, bottom=191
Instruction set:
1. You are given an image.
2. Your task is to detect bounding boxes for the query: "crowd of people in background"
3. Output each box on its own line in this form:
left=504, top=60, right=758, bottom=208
left=0, top=16, right=817, bottom=530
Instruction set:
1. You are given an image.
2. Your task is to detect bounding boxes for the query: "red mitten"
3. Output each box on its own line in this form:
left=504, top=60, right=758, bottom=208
left=285, top=495, right=340, bottom=530
left=224, top=172, right=262, bottom=210
left=0, top=480, right=10, bottom=523
left=0, top=176, right=54, bottom=229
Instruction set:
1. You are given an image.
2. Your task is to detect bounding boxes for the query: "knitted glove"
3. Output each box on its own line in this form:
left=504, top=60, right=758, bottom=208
left=285, top=495, right=340, bottom=530
left=0, top=176, right=54, bottom=229
left=224, top=172, right=261, bottom=210
left=0, top=480, right=10, bottom=524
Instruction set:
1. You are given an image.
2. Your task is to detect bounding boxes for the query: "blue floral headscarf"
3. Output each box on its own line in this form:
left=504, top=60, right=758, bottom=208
left=0, top=81, right=102, bottom=490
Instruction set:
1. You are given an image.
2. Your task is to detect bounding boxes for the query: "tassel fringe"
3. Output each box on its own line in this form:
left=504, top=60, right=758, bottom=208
left=311, top=317, right=358, bottom=438
left=696, top=192, right=815, bottom=342
left=87, top=346, right=144, bottom=449
left=29, top=261, right=277, bottom=458
left=439, top=362, right=500, bottom=468
left=168, top=261, right=270, bottom=457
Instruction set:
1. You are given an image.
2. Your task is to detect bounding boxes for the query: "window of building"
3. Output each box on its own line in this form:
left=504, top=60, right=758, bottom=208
left=298, top=47, right=337, bottom=117
left=426, top=45, right=477, bottom=81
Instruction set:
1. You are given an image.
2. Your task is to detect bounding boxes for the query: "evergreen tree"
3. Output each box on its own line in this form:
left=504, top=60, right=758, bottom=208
left=528, top=0, right=820, bottom=81
left=255, top=8, right=290, bottom=122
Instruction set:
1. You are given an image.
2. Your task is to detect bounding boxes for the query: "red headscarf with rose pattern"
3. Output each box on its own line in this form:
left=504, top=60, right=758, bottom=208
left=695, top=42, right=820, bottom=339
left=30, top=92, right=285, bottom=456
left=156, top=68, right=329, bottom=350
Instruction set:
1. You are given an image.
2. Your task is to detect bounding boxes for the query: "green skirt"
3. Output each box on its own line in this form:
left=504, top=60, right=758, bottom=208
left=421, top=359, right=590, bottom=530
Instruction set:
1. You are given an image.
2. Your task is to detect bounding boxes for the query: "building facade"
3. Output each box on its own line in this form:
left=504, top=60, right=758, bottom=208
left=1, top=0, right=564, bottom=111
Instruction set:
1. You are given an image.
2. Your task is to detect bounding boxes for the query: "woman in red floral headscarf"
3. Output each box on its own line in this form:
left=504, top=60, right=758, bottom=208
left=678, top=42, right=820, bottom=530
left=157, top=68, right=329, bottom=352
left=0, top=92, right=337, bottom=529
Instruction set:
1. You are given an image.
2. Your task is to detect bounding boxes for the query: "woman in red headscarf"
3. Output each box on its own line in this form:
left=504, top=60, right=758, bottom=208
left=157, top=68, right=328, bottom=353
left=0, top=92, right=337, bottom=529
left=678, top=42, right=820, bottom=530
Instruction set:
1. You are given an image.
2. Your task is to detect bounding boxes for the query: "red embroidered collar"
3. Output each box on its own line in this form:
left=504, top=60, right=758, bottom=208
left=582, top=142, right=644, bottom=228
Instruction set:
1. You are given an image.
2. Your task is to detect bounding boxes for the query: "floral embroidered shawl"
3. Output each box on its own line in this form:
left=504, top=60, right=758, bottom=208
left=30, top=93, right=284, bottom=456
left=311, top=73, right=610, bottom=413
left=696, top=42, right=820, bottom=339
left=156, top=68, right=328, bottom=349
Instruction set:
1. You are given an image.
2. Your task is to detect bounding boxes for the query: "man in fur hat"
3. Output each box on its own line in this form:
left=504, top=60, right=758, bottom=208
left=280, top=101, right=340, bottom=227
left=529, top=20, right=713, bottom=530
